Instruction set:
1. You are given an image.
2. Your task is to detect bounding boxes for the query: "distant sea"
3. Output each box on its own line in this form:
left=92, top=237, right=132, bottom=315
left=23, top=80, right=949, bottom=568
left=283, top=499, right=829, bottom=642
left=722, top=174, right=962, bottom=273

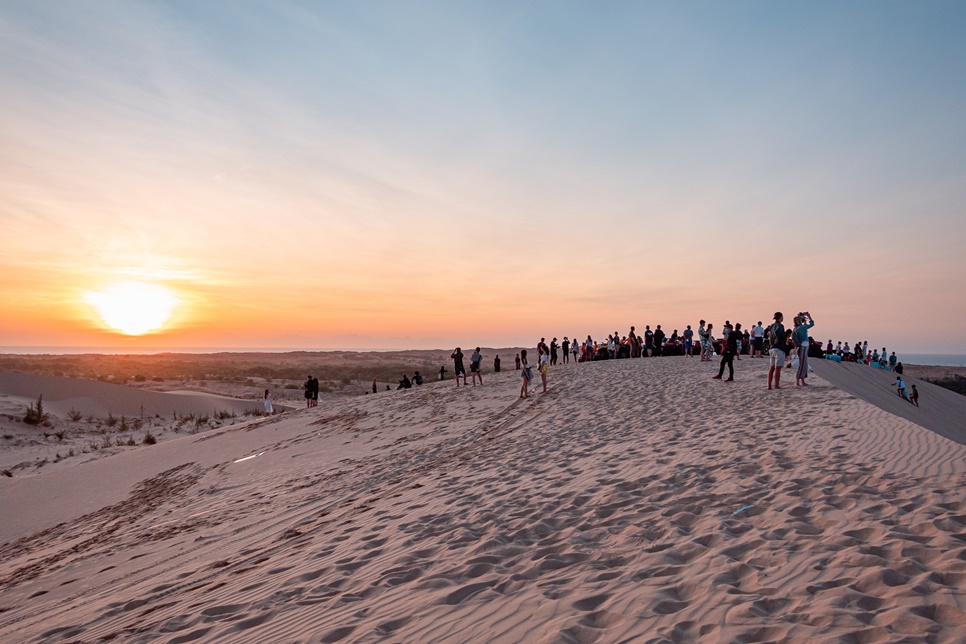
left=901, top=354, right=966, bottom=368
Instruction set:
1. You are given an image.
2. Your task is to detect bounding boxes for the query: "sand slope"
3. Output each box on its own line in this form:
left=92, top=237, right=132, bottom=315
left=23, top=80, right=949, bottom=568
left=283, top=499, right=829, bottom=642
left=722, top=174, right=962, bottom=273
left=810, top=359, right=966, bottom=447
left=1, top=358, right=965, bottom=642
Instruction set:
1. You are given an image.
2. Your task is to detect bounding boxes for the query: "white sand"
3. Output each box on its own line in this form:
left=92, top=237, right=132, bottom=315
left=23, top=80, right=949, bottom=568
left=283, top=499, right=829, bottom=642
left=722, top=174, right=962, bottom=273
left=1, top=357, right=965, bottom=642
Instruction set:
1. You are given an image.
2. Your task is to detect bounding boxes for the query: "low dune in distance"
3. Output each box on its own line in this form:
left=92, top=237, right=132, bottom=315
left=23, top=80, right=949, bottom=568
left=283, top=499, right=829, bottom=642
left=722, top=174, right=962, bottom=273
left=1, top=356, right=965, bottom=642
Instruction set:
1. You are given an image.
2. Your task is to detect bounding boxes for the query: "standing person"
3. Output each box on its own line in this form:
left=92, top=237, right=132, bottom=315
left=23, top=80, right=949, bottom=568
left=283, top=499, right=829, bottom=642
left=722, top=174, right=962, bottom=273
left=519, top=349, right=532, bottom=398
left=654, top=325, right=666, bottom=357
left=751, top=320, right=765, bottom=358
left=494, top=355, right=501, bottom=372
left=584, top=335, right=594, bottom=362
left=644, top=326, right=654, bottom=357
left=698, top=321, right=708, bottom=360
left=470, top=347, right=484, bottom=386
left=452, top=347, right=467, bottom=387
left=372, top=378, right=377, bottom=394
left=562, top=337, right=571, bottom=364
left=538, top=344, right=550, bottom=393
left=683, top=325, right=694, bottom=357
left=629, top=326, right=640, bottom=358
left=889, top=352, right=898, bottom=371
left=768, top=312, right=787, bottom=390
left=713, top=322, right=741, bottom=381
left=550, top=338, right=559, bottom=366
left=311, top=377, right=320, bottom=407
left=794, top=312, right=815, bottom=387
left=263, top=389, right=273, bottom=415
left=515, top=353, right=521, bottom=370
left=304, top=375, right=313, bottom=408
left=438, top=366, right=447, bottom=381
left=704, top=324, right=715, bottom=361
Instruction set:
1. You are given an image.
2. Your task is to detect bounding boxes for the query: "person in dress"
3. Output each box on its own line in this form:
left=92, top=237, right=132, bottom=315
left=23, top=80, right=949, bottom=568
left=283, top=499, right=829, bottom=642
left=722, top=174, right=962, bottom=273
left=263, top=389, right=273, bottom=415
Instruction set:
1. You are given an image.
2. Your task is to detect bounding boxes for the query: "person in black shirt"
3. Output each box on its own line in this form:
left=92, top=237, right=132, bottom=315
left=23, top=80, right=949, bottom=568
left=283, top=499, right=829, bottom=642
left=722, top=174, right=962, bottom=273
left=452, top=348, right=467, bottom=387
left=494, top=355, right=501, bottom=372
left=561, top=338, right=571, bottom=363
left=653, top=325, right=666, bottom=357
left=713, top=322, right=742, bottom=381
left=398, top=374, right=412, bottom=389
left=550, top=338, right=559, bottom=365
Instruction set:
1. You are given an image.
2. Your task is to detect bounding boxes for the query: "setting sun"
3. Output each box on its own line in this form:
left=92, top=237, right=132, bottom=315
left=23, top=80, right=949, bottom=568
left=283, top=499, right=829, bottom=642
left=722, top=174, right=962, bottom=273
left=84, top=281, right=181, bottom=336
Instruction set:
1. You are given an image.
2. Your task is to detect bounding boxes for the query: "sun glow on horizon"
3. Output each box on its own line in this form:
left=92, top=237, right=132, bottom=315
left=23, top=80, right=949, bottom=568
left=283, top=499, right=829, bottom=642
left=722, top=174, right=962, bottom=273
left=84, top=281, right=181, bottom=336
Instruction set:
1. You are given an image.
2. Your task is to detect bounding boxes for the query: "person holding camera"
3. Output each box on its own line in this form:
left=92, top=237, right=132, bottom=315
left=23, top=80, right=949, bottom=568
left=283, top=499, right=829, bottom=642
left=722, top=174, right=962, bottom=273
left=793, top=312, right=815, bottom=387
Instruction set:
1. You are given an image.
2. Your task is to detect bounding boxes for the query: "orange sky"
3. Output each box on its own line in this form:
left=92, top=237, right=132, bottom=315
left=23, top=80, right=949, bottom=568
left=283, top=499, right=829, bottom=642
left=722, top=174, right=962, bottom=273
left=2, top=3, right=965, bottom=353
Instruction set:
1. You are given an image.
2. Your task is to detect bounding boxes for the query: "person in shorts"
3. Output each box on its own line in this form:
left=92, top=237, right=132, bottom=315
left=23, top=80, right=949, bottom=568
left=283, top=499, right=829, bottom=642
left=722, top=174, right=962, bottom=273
left=752, top=321, right=765, bottom=358
left=470, top=347, right=483, bottom=386
left=452, top=347, right=467, bottom=387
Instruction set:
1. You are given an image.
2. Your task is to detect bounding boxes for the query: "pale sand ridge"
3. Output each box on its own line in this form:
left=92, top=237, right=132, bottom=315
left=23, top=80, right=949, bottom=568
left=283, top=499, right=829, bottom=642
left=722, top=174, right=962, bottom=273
left=1, top=357, right=965, bottom=642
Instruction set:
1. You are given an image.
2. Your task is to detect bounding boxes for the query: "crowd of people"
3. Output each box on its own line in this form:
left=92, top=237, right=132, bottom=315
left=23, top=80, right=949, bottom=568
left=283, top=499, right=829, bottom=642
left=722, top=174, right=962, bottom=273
left=369, top=311, right=914, bottom=403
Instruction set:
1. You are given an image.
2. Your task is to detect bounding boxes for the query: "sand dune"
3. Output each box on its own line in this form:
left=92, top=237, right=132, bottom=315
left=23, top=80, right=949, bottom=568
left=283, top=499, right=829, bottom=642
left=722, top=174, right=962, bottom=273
left=810, top=359, right=966, bottom=447
left=1, top=357, right=965, bottom=642
left=0, top=372, right=274, bottom=418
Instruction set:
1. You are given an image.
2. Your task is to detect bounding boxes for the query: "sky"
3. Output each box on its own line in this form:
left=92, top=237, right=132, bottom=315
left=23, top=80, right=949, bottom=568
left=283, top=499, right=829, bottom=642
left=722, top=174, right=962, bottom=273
left=1, top=1, right=965, bottom=353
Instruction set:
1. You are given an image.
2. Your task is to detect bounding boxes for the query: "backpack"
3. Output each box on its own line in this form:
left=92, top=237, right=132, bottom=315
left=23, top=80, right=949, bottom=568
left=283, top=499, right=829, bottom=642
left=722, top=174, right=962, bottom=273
left=768, top=323, right=781, bottom=346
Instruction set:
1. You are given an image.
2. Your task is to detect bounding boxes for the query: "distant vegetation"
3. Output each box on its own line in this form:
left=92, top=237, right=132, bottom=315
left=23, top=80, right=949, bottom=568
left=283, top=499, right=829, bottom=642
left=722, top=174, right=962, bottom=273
left=925, top=375, right=966, bottom=397
left=0, top=351, right=448, bottom=389
left=23, top=394, right=49, bottom=426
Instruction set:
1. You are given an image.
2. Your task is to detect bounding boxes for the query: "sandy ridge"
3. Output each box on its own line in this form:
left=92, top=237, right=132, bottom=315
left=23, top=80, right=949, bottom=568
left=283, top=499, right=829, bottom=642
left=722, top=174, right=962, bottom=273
left=0, top=357, right=965, bottom=642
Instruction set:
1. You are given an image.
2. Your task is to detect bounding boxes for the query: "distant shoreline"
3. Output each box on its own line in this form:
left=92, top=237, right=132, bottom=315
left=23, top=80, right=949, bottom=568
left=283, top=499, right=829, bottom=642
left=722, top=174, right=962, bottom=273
left=3, top=347, right=966, bottom=367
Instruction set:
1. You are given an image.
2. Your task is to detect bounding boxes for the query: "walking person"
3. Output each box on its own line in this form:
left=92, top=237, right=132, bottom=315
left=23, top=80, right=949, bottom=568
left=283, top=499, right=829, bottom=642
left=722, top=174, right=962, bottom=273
left=712, top=322, right=741, bottom=381
left=519, top=349, right=532, bottom=398
left=794, top=312, right=815, bottom=386
left=767, top=312, right=787, bottom=390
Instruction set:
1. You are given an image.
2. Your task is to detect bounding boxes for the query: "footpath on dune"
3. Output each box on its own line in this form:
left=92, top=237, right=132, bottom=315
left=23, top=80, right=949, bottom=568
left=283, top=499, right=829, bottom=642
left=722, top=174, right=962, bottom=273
left=1, top=357, right=965, bottom=643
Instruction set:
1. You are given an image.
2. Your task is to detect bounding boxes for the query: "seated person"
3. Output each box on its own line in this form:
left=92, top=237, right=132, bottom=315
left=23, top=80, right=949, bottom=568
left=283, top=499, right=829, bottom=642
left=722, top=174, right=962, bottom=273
left=413, top=371, right=423, bottom=385
left=398, top=374, right=412, bottom=389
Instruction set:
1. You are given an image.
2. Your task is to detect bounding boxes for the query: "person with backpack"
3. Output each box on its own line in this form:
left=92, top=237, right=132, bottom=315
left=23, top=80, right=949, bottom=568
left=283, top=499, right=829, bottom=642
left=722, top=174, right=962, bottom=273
left=768, top=312, right=788, bottom=390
